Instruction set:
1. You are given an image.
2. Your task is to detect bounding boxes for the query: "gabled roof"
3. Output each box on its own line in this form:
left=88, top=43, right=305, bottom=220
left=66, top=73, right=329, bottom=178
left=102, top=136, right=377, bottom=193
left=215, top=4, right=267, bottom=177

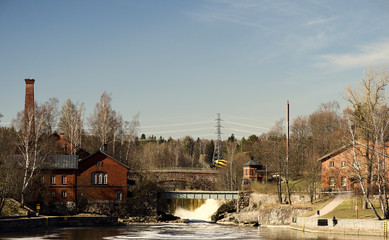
left=79, top=150, right=129, bottom=169
left=243, top=159, right=262, bottom=167
left=317, top=145, right=350, bottom=162
left=318, top=142, right=389, bottom=163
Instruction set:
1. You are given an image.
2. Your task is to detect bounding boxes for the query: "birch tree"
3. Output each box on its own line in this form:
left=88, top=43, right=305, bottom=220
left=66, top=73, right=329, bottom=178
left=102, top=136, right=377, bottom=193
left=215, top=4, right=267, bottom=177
left=344, top=67, right=389, bottom=219
left=88, top=91, right=122, bottom=153
left=13, top=99, right=58, bottom=206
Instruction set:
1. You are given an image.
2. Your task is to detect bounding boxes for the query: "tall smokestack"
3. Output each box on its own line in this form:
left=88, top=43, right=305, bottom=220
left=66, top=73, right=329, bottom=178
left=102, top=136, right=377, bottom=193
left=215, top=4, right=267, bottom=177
left=24, top=79, right=35, bottom=134
left=25, top=79, right=35, bottom=116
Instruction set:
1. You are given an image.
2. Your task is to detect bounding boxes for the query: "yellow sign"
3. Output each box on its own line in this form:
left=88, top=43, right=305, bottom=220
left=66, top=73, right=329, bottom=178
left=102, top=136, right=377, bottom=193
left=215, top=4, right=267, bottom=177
left=36, top=204, right=40, bottom=210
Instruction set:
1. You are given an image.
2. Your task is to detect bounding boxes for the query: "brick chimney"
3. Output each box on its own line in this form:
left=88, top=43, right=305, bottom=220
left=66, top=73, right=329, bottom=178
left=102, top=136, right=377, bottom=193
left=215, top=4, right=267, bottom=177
left=24, top=79, right=35, bottom=134
left=24, top=79, right=35, bottom=116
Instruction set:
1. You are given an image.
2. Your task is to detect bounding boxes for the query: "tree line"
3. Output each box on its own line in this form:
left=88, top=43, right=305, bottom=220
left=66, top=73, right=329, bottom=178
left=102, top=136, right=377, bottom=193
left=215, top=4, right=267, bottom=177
left=1, top=67, right=389, bottom=219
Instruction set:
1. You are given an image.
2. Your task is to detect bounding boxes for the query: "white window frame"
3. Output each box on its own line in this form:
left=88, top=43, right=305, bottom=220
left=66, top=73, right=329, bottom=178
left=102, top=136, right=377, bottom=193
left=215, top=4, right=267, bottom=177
left=62, top=175, right=67, bottom=185
left=341, top=177, right=347, bottom=187
left=341, top=161, right=346, bottom=168
left=116, top=192, right=122, bottom=200
left=329, top=177, right=335, bottom=187
left=92, top=172, right=107, bottom=185
left=50, top=176, right=56, bottom=185
left=103, top=174, right=107, bottom=184
left=330, top=161, right=334, bottom=168
left=61, top=190, right=67, bottom=198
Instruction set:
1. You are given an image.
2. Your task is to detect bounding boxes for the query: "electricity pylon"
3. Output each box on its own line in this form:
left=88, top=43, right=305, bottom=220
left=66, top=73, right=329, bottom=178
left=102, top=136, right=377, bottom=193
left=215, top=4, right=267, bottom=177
left=212, top=113, right=223, bottom=165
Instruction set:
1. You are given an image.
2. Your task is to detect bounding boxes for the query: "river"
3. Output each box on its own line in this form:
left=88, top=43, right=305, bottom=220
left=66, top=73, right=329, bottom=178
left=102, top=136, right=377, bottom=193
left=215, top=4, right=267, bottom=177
left=0, top=222, right=384, bottom=240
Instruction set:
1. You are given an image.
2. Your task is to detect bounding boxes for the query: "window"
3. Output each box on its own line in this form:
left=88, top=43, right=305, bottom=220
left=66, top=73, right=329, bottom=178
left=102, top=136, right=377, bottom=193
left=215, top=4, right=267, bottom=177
left=245, top=169, right=248, bottom=176
left=103, top=174, right=107, bottom=184
left=61, top=175, right=67, bottom=185
left=92, top=173, right=107, bottom=185
left=50, top=176, right=56, bottom=185
left=116, top=192, right=122, bottom=200
left=61, top=190, right=67, bottom=198
left=330, top=161, right=334, bottom=168
left=50, top=191, right=56, bottom=198
left=251, top=169, right=254, bottom=176
left=341, top=161, right=346, bottom=168
left=341, top=177, right=347, bottom=187
left=97, top=161, right=103, bottom=166
left=329, top=177, right=335, bottom=187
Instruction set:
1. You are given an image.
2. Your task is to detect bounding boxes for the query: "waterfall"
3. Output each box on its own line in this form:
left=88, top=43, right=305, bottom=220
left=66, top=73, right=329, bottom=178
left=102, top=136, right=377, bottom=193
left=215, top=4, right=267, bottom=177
left=174, top=199, right=221, bottom=221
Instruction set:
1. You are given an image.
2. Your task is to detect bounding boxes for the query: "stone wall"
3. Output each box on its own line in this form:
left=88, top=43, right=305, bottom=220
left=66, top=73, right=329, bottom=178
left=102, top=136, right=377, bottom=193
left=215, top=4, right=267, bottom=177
left=237, top=192, right=250, bottom=211
left=291, top=217, right=389, bottom=236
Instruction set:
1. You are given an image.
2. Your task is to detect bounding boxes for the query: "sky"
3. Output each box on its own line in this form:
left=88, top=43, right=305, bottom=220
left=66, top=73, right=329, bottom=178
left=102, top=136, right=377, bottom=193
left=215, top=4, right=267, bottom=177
left=1, top=0, right=389, bottom=140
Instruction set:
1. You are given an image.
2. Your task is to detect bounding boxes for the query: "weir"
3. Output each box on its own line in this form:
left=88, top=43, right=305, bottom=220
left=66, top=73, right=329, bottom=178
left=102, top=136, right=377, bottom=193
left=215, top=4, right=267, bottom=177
left=159, top=191, right=239, bottom=200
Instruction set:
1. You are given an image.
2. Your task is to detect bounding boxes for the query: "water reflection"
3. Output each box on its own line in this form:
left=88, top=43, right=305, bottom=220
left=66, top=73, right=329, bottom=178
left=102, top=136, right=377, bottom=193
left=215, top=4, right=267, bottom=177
left=0, top=222, right=386, bottom=240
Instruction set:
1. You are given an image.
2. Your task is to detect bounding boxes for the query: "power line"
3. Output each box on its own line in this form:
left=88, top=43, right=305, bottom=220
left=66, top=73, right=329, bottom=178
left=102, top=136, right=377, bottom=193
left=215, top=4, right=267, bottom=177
left=224, top=120, right=270, bottom=130
left=141, top=120, right=213, bottom=129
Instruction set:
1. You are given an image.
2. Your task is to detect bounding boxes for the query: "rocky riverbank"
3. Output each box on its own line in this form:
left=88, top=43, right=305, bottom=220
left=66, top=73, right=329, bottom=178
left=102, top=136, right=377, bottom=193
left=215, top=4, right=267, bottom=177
left=216, top=204, right=310, bottom=226
left=213, top=193, right=312, bottom=226
left=121, top=211, right=188, bottom=224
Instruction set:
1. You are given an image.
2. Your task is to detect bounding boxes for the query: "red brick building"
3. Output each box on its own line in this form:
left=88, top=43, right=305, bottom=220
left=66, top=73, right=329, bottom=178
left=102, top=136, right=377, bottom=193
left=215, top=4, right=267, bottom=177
left=242, top=158, right=268, bottom=184
left=40, top=151, right=128, bottom=212
left=318, top=145, right=354, bottom=191
left=40, top=155, right=79, bottom=209
left=77, top=151, right=128, bottom=202
left=319, top=143, right=389, bottom=192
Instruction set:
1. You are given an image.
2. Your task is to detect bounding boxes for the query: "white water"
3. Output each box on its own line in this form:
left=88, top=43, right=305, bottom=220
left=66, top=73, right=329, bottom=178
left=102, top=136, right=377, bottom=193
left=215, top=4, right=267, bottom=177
left=174, top=199, right=221, bottom=221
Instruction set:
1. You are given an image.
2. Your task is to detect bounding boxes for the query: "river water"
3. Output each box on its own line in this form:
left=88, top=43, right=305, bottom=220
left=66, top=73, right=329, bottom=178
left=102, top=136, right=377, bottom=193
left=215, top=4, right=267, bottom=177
left=0, top=222, right=384, bottom=240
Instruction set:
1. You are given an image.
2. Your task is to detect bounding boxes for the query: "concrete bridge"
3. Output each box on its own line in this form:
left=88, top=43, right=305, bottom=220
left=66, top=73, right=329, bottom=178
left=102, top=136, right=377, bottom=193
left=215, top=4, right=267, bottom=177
left=159, top=191, right=239, bottom=200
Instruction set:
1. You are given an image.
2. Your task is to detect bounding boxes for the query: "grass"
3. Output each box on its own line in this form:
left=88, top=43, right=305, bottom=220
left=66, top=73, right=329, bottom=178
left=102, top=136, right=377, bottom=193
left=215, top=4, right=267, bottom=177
left=321, top=197, right=381, bottom=219
left=300, top=195, right=336, bottom=217
left=0, top=199, right=28, bottom=216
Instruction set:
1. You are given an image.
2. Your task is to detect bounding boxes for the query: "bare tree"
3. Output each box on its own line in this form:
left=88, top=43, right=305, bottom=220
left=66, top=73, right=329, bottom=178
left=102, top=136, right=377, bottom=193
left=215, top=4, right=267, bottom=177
left=344, top=67, right=389, bottom=219
left=88, top=91, right=122, bottom=152
left=58, top=99, right=84, bottom=154
left=13, top=99, right=58, bottom=206
left=0, top=127, right=17, bottom=213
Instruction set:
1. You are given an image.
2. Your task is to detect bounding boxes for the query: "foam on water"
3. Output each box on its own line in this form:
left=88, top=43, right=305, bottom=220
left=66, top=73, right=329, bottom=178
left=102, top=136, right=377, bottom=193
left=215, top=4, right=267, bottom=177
left=174, top=199, right=221, bottom=221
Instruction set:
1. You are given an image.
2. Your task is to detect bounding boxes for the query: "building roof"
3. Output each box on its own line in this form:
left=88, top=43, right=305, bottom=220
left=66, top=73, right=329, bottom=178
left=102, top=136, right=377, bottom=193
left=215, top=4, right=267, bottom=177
left=317, top=145, right=350, bottom=162
left=243, top=159, right=262, bottom=167
left=79, top=150, right=129, bottom=169
left=46, top=155, right=79, bottom=169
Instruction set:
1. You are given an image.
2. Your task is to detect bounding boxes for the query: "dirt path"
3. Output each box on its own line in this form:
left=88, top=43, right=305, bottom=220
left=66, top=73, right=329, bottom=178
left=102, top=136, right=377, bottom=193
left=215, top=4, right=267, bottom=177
left=312, top=192, right=351, bottom=218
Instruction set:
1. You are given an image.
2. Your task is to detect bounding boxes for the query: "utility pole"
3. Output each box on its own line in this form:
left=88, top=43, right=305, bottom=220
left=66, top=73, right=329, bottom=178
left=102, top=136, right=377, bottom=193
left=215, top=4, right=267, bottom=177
left=286, top=100, right=292, bottom=204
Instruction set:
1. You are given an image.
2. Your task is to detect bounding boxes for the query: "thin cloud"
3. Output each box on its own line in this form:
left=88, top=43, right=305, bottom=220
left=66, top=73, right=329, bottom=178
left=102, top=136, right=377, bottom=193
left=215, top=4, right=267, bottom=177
left=317, top=40, right=389, bottom=69
left=306, top=17, right=336, bottom=26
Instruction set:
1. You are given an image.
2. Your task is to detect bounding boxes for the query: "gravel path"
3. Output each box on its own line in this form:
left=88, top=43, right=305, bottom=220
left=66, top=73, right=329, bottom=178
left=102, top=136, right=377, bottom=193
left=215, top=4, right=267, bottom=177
left=312, top=192, right=351, bottom=218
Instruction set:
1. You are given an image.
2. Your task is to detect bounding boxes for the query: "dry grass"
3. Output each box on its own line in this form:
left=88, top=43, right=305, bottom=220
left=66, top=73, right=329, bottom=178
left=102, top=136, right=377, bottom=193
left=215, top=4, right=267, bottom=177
left=0, top=199, right=29, bottom=216
left=321, top=197, right=382, bottom=219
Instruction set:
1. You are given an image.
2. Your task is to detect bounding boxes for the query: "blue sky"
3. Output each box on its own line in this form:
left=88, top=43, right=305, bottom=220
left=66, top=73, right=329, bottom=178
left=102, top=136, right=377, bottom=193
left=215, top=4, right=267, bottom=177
left=1, top=0, right=389, bottom=139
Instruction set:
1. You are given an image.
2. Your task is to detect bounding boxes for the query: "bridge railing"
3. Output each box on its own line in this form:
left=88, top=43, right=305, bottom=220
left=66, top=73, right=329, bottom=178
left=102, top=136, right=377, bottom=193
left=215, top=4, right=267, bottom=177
left=160, top=191, right=239, bottom=200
